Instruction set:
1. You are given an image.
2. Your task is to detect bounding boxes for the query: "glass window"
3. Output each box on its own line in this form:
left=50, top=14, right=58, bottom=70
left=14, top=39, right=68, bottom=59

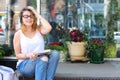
left=99, top=0, right=104, bottom=3
left=14, top=0, right=18, bottom=5
left=84, top=0, right=89, bottom=3
left=10, top=0, right=18, bottom=6
left=90, top=0, right=97, bottom=3
left=11, top=0, right=18, bottom=6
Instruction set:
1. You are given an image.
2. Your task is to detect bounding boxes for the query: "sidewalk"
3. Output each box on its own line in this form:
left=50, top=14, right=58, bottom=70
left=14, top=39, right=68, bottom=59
left=54, top=61, right=120, bottom=80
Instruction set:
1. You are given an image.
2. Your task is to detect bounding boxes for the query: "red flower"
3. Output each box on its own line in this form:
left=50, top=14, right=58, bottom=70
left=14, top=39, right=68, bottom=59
left=77, top=36, right=82, bottom=42
left=49, top=42, right=60, bottom=46
left=69, top=29, right=85, bottom=42
left=92, top=38, right=102, bottom=44
left=49, top=42, right=63, bottom=46
left=70, top=30, right=77, bottom=37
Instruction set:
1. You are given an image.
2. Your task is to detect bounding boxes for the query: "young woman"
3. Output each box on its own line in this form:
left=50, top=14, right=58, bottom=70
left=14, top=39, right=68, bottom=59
left=13, top=6, right=60, bottom=80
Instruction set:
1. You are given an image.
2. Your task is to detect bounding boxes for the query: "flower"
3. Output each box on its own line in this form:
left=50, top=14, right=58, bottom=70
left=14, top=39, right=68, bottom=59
left=87, top=38, right=105, bottom=49
left=45, top=42, right=68, bottom=62
left=86, top=38, right=105, bottom=57
left=45, top=42, right=67, bottom=52
left=68, top=28, right=88, bottom=42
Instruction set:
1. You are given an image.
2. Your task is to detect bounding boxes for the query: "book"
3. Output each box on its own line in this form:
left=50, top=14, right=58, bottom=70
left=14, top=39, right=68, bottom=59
left=35, top=49, right=51, bottom=56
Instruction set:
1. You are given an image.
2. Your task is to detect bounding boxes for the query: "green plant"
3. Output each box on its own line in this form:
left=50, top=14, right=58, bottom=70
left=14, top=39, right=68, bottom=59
left=0, top=44, right=14, bottom=57
left=45, top=42, right=67, bottom=52
left=86, top=38, right=105, bottom=58
left=104, top=43, right=117, bottom=58
left=0, top=50, right=5, bottom=58
left=104, top=0, right=117, bottom=58
left=45, top=42, right=68, bottom=62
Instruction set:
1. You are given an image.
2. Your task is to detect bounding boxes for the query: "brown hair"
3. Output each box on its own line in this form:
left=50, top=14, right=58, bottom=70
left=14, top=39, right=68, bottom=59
left=19, top=7, right=37, bottom=32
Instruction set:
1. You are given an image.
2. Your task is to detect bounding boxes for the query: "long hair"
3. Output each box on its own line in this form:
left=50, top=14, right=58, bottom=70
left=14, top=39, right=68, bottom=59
left=19, top=7, right=37, bottom=32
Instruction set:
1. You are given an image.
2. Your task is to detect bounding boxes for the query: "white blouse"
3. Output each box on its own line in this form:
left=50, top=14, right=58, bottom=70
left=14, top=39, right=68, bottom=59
left=17, top=29, right=45, bottom=66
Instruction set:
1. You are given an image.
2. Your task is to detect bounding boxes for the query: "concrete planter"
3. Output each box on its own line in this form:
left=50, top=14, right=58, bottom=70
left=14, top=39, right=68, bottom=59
left=67, top=42, right=87, bottom=61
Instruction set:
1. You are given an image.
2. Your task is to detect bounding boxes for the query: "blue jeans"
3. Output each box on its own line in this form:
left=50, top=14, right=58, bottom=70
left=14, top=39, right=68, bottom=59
left=17, top=50, right=60, bottom=80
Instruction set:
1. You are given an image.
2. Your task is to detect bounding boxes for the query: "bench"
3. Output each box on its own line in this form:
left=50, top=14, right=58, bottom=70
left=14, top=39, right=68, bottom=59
left=15, top=70, right=35, bottom=80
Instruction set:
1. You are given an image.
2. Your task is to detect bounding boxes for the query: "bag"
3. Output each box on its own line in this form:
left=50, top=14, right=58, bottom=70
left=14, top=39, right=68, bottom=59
left=0, top=72, right=3, bottom=80
left=0, top=65, right=18, bottom=80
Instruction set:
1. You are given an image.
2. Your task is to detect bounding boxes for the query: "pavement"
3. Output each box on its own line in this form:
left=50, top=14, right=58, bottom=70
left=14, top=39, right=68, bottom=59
left=54, top=61, right=120, bottom=80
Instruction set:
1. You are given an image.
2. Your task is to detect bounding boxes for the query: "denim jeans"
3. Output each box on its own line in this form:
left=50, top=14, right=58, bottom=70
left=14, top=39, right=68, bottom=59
left=17, top=50, right=60, bottom=80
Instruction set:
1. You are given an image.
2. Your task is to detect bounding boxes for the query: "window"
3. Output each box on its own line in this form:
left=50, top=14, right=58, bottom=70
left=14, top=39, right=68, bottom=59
left=14, top=0, right=18, bottom=6
left=99, top=0, right=104, bottom=3
left=90, top=0, right=97, bottom=3
left=84, top=0, right=89, bottom=3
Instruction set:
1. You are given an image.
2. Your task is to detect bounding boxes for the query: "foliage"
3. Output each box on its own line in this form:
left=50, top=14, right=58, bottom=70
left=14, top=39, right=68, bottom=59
left=49, top=22, right=66, bottom=42
left=104, top=0, right=118, bottom=58
left=95, top=14, right=104, bottom=27
left=0, top=44, right=13, bottom=57
left=45, top=42, right=67, bottom=52
left=106, top=0, right=118, bottom=43
left=0, top=47, right=5, bottom=58
left=86, top=38, right=105, bottom=58
left=45, top=42, right=68, bottom=62
left=104, top=43, right=117, bottom=58
left=27, top=0, right=36, bottom=9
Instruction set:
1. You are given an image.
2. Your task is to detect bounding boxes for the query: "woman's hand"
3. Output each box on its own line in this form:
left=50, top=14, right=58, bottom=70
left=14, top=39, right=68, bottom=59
left=27, top=6, right=52, bottom=35
left=27, top=6, right=38, bottom=17
left=27, top=53, right=38, bottom=60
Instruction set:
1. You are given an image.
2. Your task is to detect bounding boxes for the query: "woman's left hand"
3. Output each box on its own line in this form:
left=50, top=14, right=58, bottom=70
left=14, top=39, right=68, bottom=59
left=28, top=53, right=38, bottom=60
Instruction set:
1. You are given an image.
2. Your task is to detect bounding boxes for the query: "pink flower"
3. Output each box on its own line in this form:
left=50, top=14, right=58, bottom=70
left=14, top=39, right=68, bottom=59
left=69, top=29, right=85, bottom=42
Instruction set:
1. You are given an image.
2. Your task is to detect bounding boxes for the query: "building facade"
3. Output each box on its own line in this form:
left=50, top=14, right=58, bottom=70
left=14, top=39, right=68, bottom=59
left=0, top=0, right=27, bottom=31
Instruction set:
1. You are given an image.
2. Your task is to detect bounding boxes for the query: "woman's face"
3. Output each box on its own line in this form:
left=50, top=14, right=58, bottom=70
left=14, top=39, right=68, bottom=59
left=22, top=11, right=34, bottom=27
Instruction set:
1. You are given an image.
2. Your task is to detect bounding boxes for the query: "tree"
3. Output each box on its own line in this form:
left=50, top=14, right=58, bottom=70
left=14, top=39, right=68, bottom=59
left=104, top=0, right=119, bottom=58
left=27, top=0, right=36, bottom=9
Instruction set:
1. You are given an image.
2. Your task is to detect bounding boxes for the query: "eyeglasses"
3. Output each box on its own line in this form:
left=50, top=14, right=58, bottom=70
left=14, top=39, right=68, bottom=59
left=22, top=15, right=34, bottom=19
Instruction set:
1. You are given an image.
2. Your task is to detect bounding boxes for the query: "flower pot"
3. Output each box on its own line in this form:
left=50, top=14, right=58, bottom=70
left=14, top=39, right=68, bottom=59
left=59, top=51, right=67, bottom=62
left=90, top=48, right=104, bottom=64
left=67, top=42, right=87, bottom=61
left=104, top=43, right=117, bottom=58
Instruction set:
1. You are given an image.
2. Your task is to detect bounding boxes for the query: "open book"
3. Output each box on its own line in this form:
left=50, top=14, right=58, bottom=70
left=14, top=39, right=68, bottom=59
left=35, top=49, right=51, bottom=56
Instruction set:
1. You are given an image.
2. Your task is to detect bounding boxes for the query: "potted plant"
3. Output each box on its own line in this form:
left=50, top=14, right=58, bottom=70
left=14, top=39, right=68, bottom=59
left=64, top=28, right=88, bottom=61
left=104, top=0, right=117, bottom=58
left=0, top=44, right=14, bottom=57
left=45, top=42, right=68, bottom=62
left=86, top=38, right=105, bottom=64
left=0, top=48, right=5, bottom=58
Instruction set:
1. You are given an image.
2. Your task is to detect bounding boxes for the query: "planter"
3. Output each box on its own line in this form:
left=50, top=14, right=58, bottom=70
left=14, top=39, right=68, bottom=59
left=104, top=43, right=117, bottom=58
left=59, top=51, right=67, bottom=62
left=67, top=42, right=87, bottom=61
left=90, top=48, right=104, bottom=64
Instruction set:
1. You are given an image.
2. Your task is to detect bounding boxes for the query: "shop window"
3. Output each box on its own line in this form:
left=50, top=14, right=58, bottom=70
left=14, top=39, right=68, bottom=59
left=11, top=0, right=18, bottom=6
left=84, top=0, right=89, bottom=3
left=14, top=0, right=18, bottom=5
left=90, top=0, right=97, bottom=3
left=99, top=0, right=104, bottom=3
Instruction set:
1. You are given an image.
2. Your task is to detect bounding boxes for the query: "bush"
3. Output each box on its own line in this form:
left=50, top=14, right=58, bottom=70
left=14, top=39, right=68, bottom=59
left=0, top=44, right=13, bottom=56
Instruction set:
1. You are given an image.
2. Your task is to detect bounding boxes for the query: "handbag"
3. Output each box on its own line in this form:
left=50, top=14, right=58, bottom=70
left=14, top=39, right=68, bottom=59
left=0, top=65, right=18, bottom=80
